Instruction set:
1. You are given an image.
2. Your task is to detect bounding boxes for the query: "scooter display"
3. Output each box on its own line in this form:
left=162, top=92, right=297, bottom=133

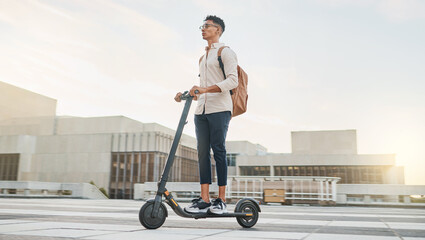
left=138, top=91, right=260, bottom=229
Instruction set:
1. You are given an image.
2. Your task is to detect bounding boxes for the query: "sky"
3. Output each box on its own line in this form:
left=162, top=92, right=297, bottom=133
left=0, top=0, right=424, bottom=185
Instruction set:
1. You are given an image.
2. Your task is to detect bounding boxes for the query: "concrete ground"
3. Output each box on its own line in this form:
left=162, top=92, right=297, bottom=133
left=0, top=198, right=425, bottom=240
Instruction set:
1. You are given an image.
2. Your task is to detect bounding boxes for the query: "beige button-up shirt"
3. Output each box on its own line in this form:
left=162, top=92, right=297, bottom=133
left=195, top=42, right=239, bottom=115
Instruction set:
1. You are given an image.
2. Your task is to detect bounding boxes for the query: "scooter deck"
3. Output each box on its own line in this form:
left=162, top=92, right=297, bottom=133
left=184, top=210, right=253, bottom=219
left=162, top=190, right=257, bottom=220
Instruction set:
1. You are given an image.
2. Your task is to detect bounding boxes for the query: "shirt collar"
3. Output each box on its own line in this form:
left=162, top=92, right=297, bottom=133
left=205, top=42, right=225, bottom=51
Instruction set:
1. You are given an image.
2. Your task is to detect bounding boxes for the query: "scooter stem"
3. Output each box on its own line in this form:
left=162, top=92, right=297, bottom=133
left=152, top=93, right=194, bottom=218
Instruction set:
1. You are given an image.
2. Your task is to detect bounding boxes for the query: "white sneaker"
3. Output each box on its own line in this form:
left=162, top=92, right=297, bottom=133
left=184, top=197, right=211, bottom=213
left=209, top=198, right=227, bottom=214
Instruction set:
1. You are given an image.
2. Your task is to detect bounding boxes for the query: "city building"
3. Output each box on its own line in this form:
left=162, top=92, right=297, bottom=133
left=0, top=81, right=203, bottom=199
left=1, top=81, right=413, bottom=204
left=236, top=130, right=405, bottom=185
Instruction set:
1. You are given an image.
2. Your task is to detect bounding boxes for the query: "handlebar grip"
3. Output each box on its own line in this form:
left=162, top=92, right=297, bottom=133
left=179, top=89, right=200, bottom=100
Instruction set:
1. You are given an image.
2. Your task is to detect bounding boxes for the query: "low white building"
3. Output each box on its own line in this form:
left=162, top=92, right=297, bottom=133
left=0, top=81, right=201, bottom=199
left=2, top=81, right=418, bottom=204
left=236, top=130, right=404, bottom=185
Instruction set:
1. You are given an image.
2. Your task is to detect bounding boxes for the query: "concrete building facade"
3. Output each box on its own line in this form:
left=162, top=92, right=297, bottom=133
left=0, top=81, right=407, bottom=202
left=0, top=82, right=203, bottom=199
left=0, top=81, right=56, bottom=121
left=237, top=130, right=404, bottom=185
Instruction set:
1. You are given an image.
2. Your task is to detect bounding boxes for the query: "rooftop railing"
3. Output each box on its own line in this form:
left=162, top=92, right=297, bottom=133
left=136, top=176, right=341, bottom=204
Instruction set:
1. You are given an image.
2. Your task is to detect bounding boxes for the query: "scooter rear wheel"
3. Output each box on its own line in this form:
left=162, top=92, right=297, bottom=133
left=235, top=200, right=259, bottom=228
left=139, top=201, right=167, bottom=229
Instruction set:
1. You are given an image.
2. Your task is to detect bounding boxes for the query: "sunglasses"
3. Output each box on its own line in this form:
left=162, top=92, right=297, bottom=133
left=199, top=23, right=219, bottom=30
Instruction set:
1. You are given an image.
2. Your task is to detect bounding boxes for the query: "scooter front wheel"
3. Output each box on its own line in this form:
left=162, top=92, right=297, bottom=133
left=235, top=200, right=259, bottom=228
left=139, top=201, right=167, bottom=229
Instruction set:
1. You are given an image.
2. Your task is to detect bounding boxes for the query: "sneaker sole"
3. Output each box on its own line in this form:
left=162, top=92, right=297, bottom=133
left=209, top=209, right=228, bottom=214
left=184, top=208, right=210, bottom=214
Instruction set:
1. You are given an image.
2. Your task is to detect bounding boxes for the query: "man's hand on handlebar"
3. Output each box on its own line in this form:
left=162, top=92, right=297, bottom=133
left=190, top=86, right=206, bottom=98
left=174, top=92, right=183, bottom=102
left=174, top=90, right=199, bottom=102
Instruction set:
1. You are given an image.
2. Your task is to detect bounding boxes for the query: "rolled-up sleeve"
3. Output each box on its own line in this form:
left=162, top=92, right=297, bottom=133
left=215, top=48, right=238, bottom=92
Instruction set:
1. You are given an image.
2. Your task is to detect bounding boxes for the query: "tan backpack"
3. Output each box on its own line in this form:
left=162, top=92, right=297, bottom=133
left=199, top=46, right=248, bottom=117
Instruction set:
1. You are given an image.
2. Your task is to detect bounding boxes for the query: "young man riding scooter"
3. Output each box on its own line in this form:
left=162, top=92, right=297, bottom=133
left=174, top=15, right=238, bottom=214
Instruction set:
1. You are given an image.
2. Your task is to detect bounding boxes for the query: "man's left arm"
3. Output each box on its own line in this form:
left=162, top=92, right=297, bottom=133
left=215, top=48, right=238, bottom=92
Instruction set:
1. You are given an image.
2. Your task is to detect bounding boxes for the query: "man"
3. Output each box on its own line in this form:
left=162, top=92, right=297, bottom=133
left=174, top=15, right=238, bottom=214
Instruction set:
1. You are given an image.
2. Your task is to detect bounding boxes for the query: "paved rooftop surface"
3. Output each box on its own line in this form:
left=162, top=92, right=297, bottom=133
left=0, top=198, right=425, bottom=240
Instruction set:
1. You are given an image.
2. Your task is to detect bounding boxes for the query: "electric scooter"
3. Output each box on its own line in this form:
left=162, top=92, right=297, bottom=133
left=138, top=91, right=260, bottom=229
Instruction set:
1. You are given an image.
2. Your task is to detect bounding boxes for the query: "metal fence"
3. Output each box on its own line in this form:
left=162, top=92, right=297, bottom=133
left=137, top=176, right=340, bottom=204
left=226, top=176, right=340, bottom=203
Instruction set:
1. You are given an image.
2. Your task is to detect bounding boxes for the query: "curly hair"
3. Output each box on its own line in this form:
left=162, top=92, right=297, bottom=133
left=204, top=15, right=225, bottom=34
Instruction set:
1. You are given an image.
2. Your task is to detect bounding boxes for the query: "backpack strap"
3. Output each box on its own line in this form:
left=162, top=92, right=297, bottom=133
left=217, top=46, right=234, bottom=95
left=217, top=46, right=228, bottom=79
left=198, top=55, right=204, bottom=77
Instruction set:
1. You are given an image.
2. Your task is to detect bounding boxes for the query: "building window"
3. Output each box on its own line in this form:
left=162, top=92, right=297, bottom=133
left=274, top=166, right=281, bottom=176
left=374, top=167, right=383, bottom=184
left=293, top=166, right=299, bottom=176
left=299, top=166, right=306, bottom=176
left=109, top=149, right=201, bottom=199
left=288, top=166, right=293, bottom=176
left=306, top=166, right=313, bottom=176
left=313, top=166, right=320, bottom=176
left=274, top=166, right=291, bottom=176
left=360, top=167, right=369, bottom=184
left=241, top=165, right=385, bottom=184
left=267, top=165, right=384, bottom=184
left=240, top=166, right=270, bottom=176
left=0, top=154, right=19, bottom=181
left=226, top=153, right=238, bottom=167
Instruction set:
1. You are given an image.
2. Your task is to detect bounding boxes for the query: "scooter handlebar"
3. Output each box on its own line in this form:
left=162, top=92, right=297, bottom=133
left=180, top=90, right=199, bottom=100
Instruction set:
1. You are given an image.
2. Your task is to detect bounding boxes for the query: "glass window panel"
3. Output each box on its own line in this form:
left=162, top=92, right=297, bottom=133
left=300, top=166, right=305, bottom=176
left=288, top=166, right=293, bottom=176
left=307, top=167, right=313, bottom=176
left=293, top=167, right=299, bottom=176
left=313, top=167, right=319, bottom=176
left=0, top=154, right=19, bottom=181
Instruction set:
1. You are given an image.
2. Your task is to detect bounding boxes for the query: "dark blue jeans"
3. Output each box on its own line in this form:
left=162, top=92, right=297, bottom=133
left=195, top=111, right=231, bottom=186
